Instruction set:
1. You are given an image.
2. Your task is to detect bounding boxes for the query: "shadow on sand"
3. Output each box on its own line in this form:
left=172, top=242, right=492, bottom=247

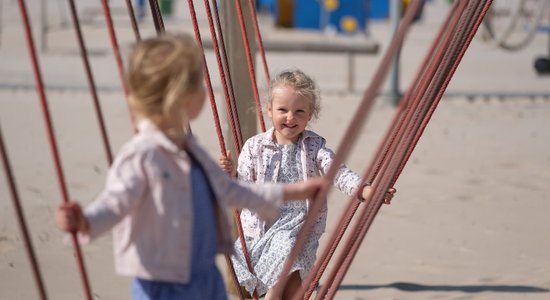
left=332, top=282, right=550, bottom=293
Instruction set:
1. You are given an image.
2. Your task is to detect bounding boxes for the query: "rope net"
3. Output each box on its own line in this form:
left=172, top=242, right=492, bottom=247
left=6, top=0, right=493, bottom=299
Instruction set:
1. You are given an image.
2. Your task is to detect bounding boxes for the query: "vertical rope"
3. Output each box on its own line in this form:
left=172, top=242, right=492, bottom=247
left=246, top=0, right=270, bottom=83
left=204, top=0, right=243, bottom=152
left=1, top=125, right=48, bottom=300
left=67, top=0, right=113, bottom=165
left=186, top=0, right=226, bottom=154
left=16, top=0, right=93, bottom=299
left=124, top=0, right=141, bottom=41
left=148, top=0, right=165, bottom=34
left=187, top=2, right=257, bottom=298
left=234, top=0, right=266, bottom=132
left=100, top=0, right=135, bottom=130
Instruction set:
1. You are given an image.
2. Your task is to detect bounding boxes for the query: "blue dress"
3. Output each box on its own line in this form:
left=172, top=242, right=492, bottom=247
left=132, top=160, right=227, bottom=300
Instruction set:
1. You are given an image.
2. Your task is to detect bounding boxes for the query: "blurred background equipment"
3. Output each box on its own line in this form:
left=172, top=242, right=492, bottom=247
left=479, top=0, right=550, bottom=75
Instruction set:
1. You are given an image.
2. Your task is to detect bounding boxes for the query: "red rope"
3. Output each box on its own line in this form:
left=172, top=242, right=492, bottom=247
left=246, top=0, right=270, bottom=83
left=300, top=2, right=461, bottom=295
left=186, top=0, right=226, bottom=156
left=302, top=4, right=464, bottom=296
left=320, top=2, right=493, bottom=298
left=204, top=0, right=244, bottom=152
left=275, top=1, right=419, bottom=297
left=67, top=0, right=113, bottom=165
left=234, top=0, right=266, bottom=132
left=188, top=3, right=259, bottom=299
left=392, top=0, right=494, bottom=186
left=322, top=1, right=473, bottom=296
left=1, top=126, right=48, bottom=300
left=100, top=0, right=135, bottom=130
left=17, top=0, right=93, bottom=298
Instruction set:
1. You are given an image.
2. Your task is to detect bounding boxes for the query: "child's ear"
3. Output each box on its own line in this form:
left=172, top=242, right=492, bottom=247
left=266, top=102, right=273, bottom=117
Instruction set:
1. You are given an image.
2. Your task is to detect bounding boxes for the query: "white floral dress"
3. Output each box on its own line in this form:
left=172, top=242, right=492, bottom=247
left=231, top=128, right=363, bottom=296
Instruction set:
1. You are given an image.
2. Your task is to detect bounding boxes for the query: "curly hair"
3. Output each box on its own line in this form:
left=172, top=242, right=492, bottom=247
left=268, top=69, right=321, bottom=120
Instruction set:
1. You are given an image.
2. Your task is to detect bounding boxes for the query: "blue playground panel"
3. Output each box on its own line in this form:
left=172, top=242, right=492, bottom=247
left=264, top=0, right=390, bottom=33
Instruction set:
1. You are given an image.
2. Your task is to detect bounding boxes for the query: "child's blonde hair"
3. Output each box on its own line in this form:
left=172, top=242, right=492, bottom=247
left=126, top=32, right=203, bottom=125
left=268, top=69, right=321, bottom=119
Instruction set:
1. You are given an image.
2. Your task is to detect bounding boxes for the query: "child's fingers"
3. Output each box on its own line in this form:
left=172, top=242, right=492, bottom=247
left=384, top=188, right=396, bottom=205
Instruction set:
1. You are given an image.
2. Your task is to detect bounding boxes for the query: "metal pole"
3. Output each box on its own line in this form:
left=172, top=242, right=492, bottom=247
left=388, top=0, right=403, bottom=105
left=220, top=0, right=258, bottom=150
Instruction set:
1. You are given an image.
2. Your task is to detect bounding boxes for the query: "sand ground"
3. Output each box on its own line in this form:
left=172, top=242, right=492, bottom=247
left=1, top=1, right=549, bottom=299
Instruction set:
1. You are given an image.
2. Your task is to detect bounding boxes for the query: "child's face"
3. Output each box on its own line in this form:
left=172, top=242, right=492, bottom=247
left=268, top=86, right=312, bottom=144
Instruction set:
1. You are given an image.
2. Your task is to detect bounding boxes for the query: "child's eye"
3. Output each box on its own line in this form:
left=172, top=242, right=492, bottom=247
left=278, top=108, right=287, bottom=112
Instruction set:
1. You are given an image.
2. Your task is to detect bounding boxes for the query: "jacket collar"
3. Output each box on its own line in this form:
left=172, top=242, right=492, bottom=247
left=137, top=119, right=183, bottom=154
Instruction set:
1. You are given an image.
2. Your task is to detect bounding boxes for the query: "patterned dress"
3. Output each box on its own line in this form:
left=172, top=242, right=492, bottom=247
left=231, top=141, right=323, bottom=296
left=230, top=128, right=363, bottom=296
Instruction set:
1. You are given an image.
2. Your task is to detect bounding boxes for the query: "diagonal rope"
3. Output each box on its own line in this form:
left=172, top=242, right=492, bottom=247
left=0, top=125, right=48, bottom=300
left=67, top=0, right=113, bottom=165
left=323, top=1, right=484, bottom=296
left=300, top=3, right=465, bottom=297
left=17, top=0, right=93, bottom=298
left=392, top=0, right=494, bottom=185
left=320, top=2, right=493, bottom=298
left=312, top=1, right=468, bottom=298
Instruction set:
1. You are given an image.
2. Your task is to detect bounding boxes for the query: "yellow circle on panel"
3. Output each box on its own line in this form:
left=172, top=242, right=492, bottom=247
left=324, top=0, right=339, bottom=12
left=341, top=16, right=358, bottom=32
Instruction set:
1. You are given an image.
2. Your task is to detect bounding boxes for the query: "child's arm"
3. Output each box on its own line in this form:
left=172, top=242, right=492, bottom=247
left=55, top=145, right=148, bottom=242
left=317, top=144, right=396, bottom=204
left=283, top=177, right=326, bottom=201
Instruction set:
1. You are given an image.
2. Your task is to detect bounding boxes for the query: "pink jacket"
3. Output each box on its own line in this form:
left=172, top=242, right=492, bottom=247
left=81, top=120, right=283, bottom=283
left=237, top=128, right=362, bottom=241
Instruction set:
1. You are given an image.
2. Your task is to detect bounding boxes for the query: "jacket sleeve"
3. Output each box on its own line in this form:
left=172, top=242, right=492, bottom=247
left=190, top=137, right=282, bottom=223
left=81, top=144, right=148, bottom=242
left=316, top=142, right=363, bottom=197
